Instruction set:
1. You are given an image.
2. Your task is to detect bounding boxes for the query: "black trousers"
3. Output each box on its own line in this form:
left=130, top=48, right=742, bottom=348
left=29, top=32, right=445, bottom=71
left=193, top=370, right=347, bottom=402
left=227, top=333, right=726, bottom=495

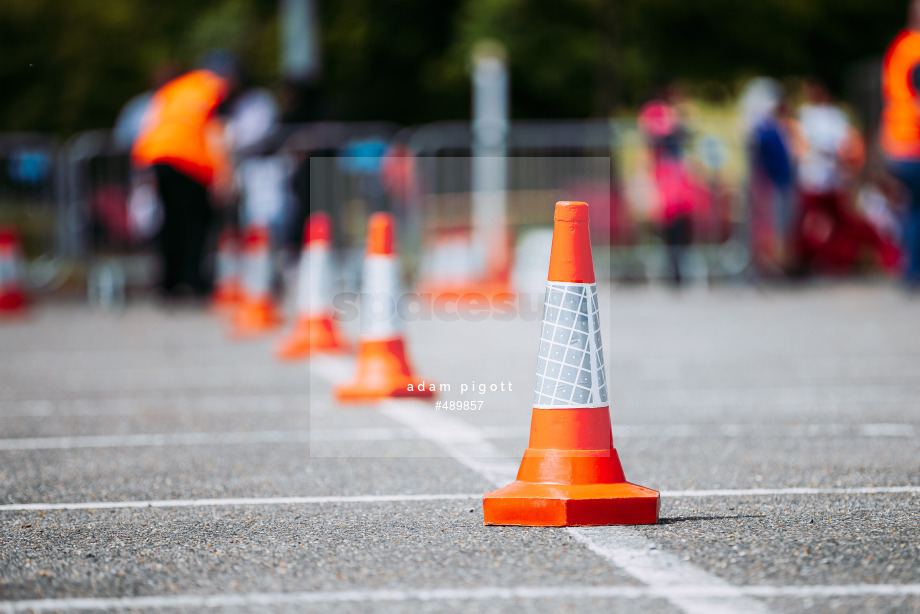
left=663, top=214, right=692, bottom=286
left=153, top=164, right=213, bottom=296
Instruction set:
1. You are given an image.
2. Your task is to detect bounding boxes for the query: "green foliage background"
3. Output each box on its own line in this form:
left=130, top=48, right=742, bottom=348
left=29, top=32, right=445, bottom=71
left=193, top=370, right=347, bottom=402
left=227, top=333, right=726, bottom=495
left=0, top=0, right=908, bottom=135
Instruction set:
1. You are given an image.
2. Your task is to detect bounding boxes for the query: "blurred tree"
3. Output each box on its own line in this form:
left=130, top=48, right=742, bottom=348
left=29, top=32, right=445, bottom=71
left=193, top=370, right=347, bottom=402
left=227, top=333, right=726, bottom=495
left=628, top=0, right=906, bottom=98
left=451, top=0, right=602, bottom=118
left=318, top=0, right=466, bottom=122
left=0, top=0, right=911, bottom=134
left=452, top=0, right=908, bottom=117
left=0, top=0, right=276, bottom=135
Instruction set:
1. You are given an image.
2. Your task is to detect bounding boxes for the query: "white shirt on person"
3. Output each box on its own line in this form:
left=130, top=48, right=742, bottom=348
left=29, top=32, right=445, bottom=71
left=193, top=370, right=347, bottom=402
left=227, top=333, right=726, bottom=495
left=798, top=103, right=851, bottom=194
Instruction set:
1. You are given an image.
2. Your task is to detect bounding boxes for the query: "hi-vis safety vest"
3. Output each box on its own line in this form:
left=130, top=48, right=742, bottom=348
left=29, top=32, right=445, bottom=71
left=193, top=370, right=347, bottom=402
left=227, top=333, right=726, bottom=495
left=132, top=70, right=229, bottom=186
left=881, top=29, right=920, bottom=159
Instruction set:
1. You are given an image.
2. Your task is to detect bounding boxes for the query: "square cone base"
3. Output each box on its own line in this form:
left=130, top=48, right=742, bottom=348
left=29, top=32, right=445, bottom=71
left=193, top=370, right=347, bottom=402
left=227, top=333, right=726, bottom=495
left=231, top=300, right=283, bottom=337
left=334, top=338, right=437, bottom=403
left=210, top=282, right=242, bottom=312
left=276, top=316, right=349, bottom=361
left=483, top=481, right=660, bottom=527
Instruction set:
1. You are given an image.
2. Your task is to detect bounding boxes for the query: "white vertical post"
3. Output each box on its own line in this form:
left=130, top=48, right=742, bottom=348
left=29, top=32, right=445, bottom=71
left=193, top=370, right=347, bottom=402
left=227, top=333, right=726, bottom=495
left=280, top=0, right=321, bottom=84
left=471, top=41, right=509, bottom=277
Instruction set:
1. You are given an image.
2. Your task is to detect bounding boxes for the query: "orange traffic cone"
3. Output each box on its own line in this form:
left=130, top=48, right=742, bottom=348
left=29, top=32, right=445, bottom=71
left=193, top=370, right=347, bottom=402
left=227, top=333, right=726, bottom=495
left=0, top=226, right=28, bottom=318
left=231, top=225, right=282, bottom=336
left=211, top=228, right=242, bottom=312
left=483, top=201, right=659, bottom=526
left=276, top=212, right=349, bottom=360
left=335, top=213, right=435, bottom=402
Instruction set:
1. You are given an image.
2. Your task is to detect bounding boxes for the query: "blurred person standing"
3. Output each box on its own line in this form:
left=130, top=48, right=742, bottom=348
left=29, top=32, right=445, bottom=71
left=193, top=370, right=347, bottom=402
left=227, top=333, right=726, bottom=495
left=638, top=90, right=697, bottom=286
left=881, top=1, right=920, bottom=288
left=113, top=64, right=181, bottom=152
left=114, top=64, right=181, bottom=244
left=797, top=81, right=857, bottom=199
left=132, top=52, right=239, bottom=299
left=226, top=87, right=280, bottom=158
left=229, top=85, right=293, bottom=297
left=858, top=173, right=905, bottom=264
left=227, top=85, right=287, bottom=241
left=739, top=77, right=796, bottom=273
left=792, top=81, right=893, bottom=275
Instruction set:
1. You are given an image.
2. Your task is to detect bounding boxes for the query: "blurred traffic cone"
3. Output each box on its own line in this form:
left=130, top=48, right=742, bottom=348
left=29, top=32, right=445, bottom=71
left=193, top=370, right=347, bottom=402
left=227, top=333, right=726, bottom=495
left=483, top=201, right=659, bottom=526
left=231, top=225, right=282, bottom=336
left=416, top=227, right=513, bottom=298
left=0, top=226, right=28, bottom=318
left=480, top=226, right=513, bottom=295
left=211, top=228, right=242, bottom=312
left=276, top=212, right=349, bottom=360
left=335, top=213, right=435, bottom=402
left=416, top=229, right=477, bottom=293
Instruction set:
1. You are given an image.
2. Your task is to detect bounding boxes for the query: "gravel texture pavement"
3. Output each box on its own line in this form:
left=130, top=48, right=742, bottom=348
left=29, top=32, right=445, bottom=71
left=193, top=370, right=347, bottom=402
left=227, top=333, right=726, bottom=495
left=1, top=284, right=918, bottom=613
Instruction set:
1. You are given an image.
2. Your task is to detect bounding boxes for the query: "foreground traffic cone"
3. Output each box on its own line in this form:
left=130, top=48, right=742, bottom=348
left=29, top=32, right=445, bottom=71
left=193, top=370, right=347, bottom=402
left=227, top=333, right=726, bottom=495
left=0, top=226, right=28, bottom=318
left=211, top=228, right=242, bottom=312
left=276, top=212, right=349, bottom=359
left=335, top=213, right=435, bottom=402
left=483, top=201, right=659, bottom=526
left=231, top=225, right=282, bottom=336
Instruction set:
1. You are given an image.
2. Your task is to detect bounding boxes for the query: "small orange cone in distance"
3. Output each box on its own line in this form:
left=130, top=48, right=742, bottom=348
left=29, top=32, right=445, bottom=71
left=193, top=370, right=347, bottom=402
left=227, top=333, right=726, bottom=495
left=276, top=212, right=349, bottom=360
left=483, top=201, right=659, bottom=526
left=0, top=226, right=28, bottom=318
left=231, top=224, right=283, bottom=336
left=335, top=213, right=435, bottom=402
left=211, top=228, right=242, bottom=312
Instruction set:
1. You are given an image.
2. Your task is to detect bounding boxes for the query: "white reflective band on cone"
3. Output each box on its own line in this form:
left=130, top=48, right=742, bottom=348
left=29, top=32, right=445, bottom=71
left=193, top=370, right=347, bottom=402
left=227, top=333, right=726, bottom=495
left=533, top=281, right=609, bottom=408
left=297, top=245, right=333, bottom=317
left=0, top=257, right=18, bottom=287
left=360, top=255, right=402, bottom=339
left=241, top=250, right=271, bottom=298
left=215, top=250, right=239, bottom=283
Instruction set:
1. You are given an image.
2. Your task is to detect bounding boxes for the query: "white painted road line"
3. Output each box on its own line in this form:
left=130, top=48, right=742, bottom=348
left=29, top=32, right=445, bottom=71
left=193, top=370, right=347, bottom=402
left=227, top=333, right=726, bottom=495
left=569, top=527, right=769, bottom=614
left=0, top=427, right=514, bottom=451
left=663, top=486, right=920, bottom=497
left=6, top=421, right=917, bottom=452
left=2, top=423, right=915, bottom=451
left=3, top=584, right=919, bottom=612
left=0, top=493, right=481, bottom=512
left=611, top=423, right=918, bottom=438
left=0, top=393, right=304, bottom=418
left=378, top=400, right=772, bottom=614
left=1, top=485, right=916, bottom=513
left=743, top=584, right=920, bottom=597
left=0, top=431, right=312, bottom=450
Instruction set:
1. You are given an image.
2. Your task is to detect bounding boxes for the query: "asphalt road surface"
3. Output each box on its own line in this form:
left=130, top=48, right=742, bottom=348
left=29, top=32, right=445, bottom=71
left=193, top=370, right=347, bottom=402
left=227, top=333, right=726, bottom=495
left=1, top=283, right=919, bottom=613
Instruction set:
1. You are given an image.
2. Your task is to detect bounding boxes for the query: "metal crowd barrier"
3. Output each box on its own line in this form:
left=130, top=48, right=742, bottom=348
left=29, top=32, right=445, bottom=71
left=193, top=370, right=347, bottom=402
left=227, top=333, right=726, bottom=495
left=405, top=119, right=750, bottom=284
left=55, top=122, right=403, bottom=306
left=5, top=117, right=751, bottom=306
left=60, top=129, right=153, bottom=308
left=0, top=132, right=68, bottom=292
left=280, top=121, right=400, bottom=247
left=279, top=121, right=401, bottom=292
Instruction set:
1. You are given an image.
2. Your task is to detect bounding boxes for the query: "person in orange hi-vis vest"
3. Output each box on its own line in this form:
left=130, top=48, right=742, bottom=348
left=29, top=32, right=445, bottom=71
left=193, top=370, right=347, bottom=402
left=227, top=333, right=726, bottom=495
left=133, top=51, right=239, bottom=299
left=881, top=0, right=920, bottom=288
